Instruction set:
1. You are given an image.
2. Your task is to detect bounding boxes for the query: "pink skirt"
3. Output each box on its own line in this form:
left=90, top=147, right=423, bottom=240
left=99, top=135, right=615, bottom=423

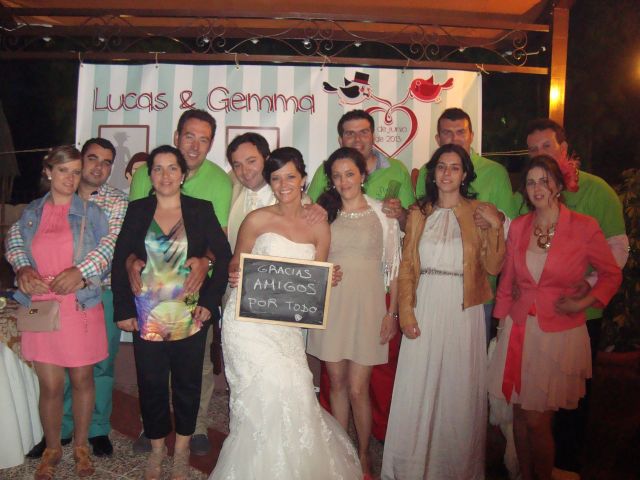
left=21, top=297, right=107, bottom=368
left=487, top=315, right=591, bottom=412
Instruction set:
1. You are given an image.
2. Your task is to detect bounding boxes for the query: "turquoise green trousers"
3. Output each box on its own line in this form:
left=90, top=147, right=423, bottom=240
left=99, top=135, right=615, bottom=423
left=61, top=288, right=120, bottom=438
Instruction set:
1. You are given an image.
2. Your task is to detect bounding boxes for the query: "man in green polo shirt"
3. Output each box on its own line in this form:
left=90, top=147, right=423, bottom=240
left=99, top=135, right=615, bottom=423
left=523, top=118, right=628, bottom=477
left=128, top=109, right=232, bottom=456
left=415, top=107, right=517, bottom=344
left=129, top=110, right=232, bottom=226
left=415, top=108, right=517, bottom=218
left=307, top=109, right=415, bottom=227
left=307, top=109, right=415, bottom=442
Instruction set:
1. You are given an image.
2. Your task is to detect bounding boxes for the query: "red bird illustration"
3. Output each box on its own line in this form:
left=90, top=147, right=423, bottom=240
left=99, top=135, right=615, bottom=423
left=409, top=76, right=454, bottom=102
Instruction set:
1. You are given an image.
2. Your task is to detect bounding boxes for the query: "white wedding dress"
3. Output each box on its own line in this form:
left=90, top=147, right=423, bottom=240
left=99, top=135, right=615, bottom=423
left=210, top=232, right=362, bottom=480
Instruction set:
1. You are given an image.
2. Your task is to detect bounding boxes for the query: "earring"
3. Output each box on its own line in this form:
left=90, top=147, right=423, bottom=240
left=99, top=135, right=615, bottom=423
left=432, top=179, right=436, bottom=183
left=300, top=186, right=304, bottom=191
left=47, top=176, right=52, bottom=180
left=331, top=185, right=336, bottom=189
left=361, top=182, right=364, bottom=188
left=461, top=181, right=465, bottom=186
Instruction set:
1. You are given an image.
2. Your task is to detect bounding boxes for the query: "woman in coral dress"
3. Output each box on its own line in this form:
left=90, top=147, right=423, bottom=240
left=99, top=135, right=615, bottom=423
left=11, top=146, right=109, bottom=479
left=487, top=155, right=621, bottom=480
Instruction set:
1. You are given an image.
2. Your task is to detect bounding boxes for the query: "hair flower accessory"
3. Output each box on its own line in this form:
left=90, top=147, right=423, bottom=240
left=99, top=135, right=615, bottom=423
left=558, top=151, right=580, bottom=193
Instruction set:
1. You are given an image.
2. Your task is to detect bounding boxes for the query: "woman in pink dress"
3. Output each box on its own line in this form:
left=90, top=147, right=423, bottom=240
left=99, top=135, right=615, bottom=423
left=487, top=155, right=622, bottom=480
left=10, top=146, right=109, bottom=479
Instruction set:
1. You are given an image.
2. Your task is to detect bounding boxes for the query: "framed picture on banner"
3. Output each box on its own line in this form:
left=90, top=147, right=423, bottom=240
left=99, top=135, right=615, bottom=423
left=98, top=124, right=150, bottom=192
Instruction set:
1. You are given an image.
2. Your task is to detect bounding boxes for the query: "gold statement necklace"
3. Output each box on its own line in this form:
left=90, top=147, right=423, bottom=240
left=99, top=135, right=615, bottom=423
left=533, top=223, right=557, bottom=250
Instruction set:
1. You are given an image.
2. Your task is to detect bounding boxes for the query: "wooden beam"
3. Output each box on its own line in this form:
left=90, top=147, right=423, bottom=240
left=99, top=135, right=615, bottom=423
left=0, top=50, right=549, bottom=75
left=549, top=6, right=569, bottom=124
left=0, top=3, right=18, bottom=30
left=555, top=0, right=576, bottom=9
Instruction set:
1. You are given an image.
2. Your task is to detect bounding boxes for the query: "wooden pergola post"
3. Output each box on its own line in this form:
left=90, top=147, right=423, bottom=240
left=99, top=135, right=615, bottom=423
left=549, top=1, right=574, bottom=124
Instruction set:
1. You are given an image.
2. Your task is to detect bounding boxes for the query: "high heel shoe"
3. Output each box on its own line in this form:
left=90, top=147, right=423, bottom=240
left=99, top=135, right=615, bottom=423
left=144, top=446, right=167, bottom=480
left=73, top=444, right=95, bottom=477
left=34, top=447, right=62, bottom=480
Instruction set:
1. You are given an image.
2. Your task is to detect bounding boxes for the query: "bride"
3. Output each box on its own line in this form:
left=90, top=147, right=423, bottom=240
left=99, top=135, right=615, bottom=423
left=210, top=147, right=362, bottom=479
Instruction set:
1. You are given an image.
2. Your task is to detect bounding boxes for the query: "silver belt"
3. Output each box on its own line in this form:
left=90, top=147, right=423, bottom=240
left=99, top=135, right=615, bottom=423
left=420, top=268, right=462, bottom=277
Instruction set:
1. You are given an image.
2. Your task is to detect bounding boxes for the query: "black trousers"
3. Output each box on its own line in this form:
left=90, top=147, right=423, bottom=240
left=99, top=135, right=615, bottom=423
left=133, top=326, right=207, bottom=439
left=553, top=318, right=602, bottom=473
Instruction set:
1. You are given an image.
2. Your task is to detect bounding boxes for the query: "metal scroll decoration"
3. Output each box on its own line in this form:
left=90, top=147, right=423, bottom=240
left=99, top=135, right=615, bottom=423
left=1, top=14, right=534, bottom=67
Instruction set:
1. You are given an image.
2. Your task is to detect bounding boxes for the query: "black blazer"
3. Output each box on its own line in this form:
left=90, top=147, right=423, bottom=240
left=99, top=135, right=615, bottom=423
left=112, top=194, right=231, bottom=323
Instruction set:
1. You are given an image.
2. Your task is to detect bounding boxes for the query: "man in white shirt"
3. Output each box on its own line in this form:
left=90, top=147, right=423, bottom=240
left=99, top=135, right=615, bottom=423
left=226, top=133, right=277, bottom=251
left=226, top=132, right=328, bottom=250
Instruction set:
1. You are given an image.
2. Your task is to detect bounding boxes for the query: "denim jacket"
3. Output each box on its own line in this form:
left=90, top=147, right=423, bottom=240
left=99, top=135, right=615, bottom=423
left=12, top=193, right=109, bottom=309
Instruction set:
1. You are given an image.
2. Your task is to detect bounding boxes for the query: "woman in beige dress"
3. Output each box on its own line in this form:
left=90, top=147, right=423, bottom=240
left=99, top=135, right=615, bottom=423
left=307, top=147, right=401, bottom=478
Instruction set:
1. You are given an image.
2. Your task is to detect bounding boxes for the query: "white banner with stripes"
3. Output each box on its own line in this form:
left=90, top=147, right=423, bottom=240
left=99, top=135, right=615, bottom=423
left=76, top=64, right=481, bottom=192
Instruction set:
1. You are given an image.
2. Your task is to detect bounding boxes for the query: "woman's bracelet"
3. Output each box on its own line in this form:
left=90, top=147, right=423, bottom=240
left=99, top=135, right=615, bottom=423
left=386, top=312, right=399, bottom=320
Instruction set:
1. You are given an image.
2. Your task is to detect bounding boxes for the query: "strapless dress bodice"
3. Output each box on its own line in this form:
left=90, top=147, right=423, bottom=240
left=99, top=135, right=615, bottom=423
left=251, top=232, right=316, bottom=261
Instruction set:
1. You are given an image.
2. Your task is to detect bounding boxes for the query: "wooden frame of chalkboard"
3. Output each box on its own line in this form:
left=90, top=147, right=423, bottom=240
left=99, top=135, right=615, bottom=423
left=235, top=253, right=333, bottom=329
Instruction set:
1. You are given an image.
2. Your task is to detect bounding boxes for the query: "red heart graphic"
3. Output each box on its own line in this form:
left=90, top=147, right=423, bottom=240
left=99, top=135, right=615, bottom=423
left=366, top=104, right=418, bottom=158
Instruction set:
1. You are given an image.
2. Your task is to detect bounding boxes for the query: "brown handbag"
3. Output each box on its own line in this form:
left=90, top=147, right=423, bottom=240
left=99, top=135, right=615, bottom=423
left=16, top=301, right=61, bottom=332
left=16, top=200, right=87, bottom=333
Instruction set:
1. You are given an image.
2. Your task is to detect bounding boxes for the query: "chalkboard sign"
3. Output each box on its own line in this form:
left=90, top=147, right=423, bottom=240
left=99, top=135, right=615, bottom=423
left=236, top=253, right=333, bottom=329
